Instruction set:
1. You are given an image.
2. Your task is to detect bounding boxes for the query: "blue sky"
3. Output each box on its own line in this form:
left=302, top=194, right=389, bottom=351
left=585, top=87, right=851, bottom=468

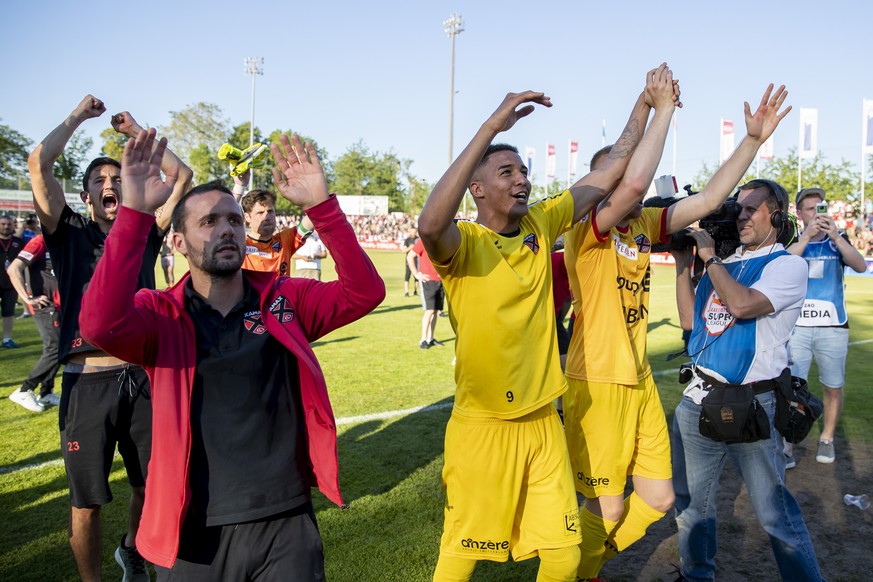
left=3, top=0, right=870, bottom=191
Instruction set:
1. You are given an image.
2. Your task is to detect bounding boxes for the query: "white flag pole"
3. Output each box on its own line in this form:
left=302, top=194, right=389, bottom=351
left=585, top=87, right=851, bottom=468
left=797, top=112, right=803, bottom=192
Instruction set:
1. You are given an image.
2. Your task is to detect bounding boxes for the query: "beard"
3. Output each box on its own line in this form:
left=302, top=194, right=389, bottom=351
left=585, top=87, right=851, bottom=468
left=188, top=239, right=244, bottom=278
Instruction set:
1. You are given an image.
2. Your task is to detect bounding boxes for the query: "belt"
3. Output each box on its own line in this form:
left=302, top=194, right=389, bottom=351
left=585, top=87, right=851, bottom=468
left=695, top=369, right=779, bottom=395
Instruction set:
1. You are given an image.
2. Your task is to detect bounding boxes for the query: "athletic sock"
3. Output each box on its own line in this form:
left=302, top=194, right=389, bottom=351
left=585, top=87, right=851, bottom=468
left=577, top=505, right=618, bottom=580
left=537, top=545, right=581, bottom=582
left=599, top=492, right=665, bottom=567
left=433, top=554, right=477, bottom=582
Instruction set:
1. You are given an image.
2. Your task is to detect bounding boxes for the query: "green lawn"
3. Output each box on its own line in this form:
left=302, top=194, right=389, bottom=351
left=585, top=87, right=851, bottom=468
left=1, top=250, right=871, bottom=581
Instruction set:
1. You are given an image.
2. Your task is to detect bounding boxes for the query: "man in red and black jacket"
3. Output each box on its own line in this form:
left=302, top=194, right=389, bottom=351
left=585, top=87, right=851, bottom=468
left=7, top=234, right=62, bottom=411
left=80, top=130, right=385, bottom=578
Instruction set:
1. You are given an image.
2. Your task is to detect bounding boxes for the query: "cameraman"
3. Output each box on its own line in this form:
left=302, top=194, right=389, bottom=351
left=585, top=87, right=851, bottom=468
left=671, top=181, right=824, bottom=581
left=563, top=84, right=790, bottom=579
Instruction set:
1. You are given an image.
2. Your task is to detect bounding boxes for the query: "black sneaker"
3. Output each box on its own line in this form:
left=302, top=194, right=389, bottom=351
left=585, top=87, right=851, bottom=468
left=419, top=341, right=429, bottom=350
left=428, top=339, right=444, bottom=347
left=115, top=535, right=149, bottom=581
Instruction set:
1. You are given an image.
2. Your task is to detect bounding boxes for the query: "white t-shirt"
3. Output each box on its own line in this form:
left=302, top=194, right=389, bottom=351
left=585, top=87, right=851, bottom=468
left=294, top=235, right=327, bottom=271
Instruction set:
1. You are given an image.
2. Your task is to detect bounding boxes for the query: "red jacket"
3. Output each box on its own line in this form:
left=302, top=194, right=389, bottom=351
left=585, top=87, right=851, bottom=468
left=79, top=196, right=385, bottom=567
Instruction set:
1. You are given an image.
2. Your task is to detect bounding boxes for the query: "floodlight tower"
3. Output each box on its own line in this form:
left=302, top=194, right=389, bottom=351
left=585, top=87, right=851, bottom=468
left=244, top=57, right=264, bottom=147
left=444, top=13, right=464, bottom=209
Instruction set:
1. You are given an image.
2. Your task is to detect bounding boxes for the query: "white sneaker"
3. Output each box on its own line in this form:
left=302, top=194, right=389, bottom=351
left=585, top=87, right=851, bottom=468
left=10, top=390, right=46, bottom=412
left=38, top=393, right=61, bottom=407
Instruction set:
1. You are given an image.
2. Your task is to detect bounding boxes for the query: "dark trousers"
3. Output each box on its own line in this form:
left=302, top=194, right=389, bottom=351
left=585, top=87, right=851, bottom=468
left=21, top=308, right=60, bottom=396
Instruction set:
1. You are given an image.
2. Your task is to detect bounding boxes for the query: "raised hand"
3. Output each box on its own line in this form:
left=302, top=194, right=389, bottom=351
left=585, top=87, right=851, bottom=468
left=688, top=228, right=717, bottom=262
left=111, top=112, right=143, bottom=138
left=121, top=128, right=177, bottom=214
left=484, top=91, right=552, bottom=134
left=644, top=63, right=676, bottom=111
left=270, top=134, right=330, bottom=211
left=744, top=84, right=791, bottom=144
left=72, top=95, right=106, bottom=121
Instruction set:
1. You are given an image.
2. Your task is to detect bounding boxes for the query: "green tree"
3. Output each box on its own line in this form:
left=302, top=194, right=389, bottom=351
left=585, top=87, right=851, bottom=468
left=762, top=149, right=859, bottom=207
left=531, top=178, right=571, bottom=201
left=692, top=148, right=861, bottom=210
left=405, top=175, right=433, bottom=216
left=0, top=121, right=32, bottom=188
left=229, top=126, right=329, bottom=215
left=330, top=141, right=407, bottom=212
left=99, top=127, right=127, bottom=160
left=159, top=102, right=230, bottom=184
left=53, top=131, right=93, bottom=192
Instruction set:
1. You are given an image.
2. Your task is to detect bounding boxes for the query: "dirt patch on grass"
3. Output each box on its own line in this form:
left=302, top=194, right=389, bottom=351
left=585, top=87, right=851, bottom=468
left=601, top=438, right=873, bottom=581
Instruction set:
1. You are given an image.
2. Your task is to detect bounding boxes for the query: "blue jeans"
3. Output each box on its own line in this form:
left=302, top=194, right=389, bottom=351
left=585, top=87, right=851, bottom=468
left=672, top=390, right=823, bottom=581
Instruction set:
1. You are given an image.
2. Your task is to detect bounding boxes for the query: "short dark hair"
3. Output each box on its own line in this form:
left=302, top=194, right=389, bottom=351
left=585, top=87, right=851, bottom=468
left=739, top=179, right=787, bottom=213
left=82, top=157, right=121, bottom=192
left=240, top=189, right=277, bottom=214
left=590, top=146, right=612, bottom=171
left=476, top=143, right=519, bottom=170
left=171, top=180, right=234, bottom=233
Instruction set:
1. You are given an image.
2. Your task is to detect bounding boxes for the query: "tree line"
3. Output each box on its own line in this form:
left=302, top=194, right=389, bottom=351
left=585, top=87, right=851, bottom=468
left=2, top=110, right=871, bottom=215
left=1, top=104, right=433, bottom=215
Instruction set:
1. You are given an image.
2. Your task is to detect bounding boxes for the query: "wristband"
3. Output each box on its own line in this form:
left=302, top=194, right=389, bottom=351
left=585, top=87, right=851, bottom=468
left=705, top=256, right=724, bottom=269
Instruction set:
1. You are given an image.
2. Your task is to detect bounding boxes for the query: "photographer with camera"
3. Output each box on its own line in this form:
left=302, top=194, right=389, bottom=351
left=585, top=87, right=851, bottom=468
left=784, top=188, right=867, bottom=467
left=670, top=178, right=825, bottom=581
left=563, top=84, right=790, bottom=580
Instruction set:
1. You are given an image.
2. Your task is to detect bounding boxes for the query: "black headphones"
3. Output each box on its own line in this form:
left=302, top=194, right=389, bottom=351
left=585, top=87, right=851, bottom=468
left=736, top=179, right=789, bottom=230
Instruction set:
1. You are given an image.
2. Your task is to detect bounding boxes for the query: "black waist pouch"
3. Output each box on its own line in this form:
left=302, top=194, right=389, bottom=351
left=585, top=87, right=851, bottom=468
left=699, top=384, right=770, bottom=444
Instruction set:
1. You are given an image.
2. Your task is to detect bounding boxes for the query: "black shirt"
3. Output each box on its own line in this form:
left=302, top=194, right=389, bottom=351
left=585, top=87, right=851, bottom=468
left=185, top=278, right=309, bottom=526
left=44, top=205, right=162, bottom=363
left=16, top=235, right=59, bottom=313
left=0, top=235, right=25, bottom=290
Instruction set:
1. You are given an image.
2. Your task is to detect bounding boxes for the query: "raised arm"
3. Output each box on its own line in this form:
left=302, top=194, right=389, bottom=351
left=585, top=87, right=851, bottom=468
left=566, top=66, right=672, bottom=223
left=666, top=84, right=791, bottom=233
left=418, top=91, right=551, bottom=263
left=591, top=64, right=677, bottom=232
left=111, top=112, right=193, bottom=232
left=79, top=128, right=177, bottom=363
left=28, top=95, right=106, bottom=233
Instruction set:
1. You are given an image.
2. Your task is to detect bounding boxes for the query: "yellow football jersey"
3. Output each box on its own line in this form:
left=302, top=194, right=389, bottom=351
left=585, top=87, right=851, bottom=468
left=563, top=206, right=668, bottom=385
left=242, top=228, right=304, bottom=276
left=432, top=191, right=574, bottom=419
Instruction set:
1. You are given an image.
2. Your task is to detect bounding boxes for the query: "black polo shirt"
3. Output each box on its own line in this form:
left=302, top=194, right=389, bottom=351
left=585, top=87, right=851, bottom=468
left=0, top=235, right=24, bottom=290
left=16, top=235, right=59, bottom=314
left=44, top=205, right=162, bottom=362
left=185, top=277, right=309, bottom=526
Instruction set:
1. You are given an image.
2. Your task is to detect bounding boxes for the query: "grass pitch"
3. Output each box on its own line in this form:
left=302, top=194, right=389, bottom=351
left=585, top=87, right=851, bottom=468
left=0, top=249, right=870, bottom=581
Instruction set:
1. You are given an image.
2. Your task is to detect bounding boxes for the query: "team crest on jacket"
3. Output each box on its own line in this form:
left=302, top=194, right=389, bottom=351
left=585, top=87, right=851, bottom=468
left=522, top=233, right=540, bottom=254
left=269, top=296, right=295, bottom=323
left=634, top=234, right=651, bottom=254
left=243, top=310, right=267, bottom=334
left=271, top=240, right=282, bottom=252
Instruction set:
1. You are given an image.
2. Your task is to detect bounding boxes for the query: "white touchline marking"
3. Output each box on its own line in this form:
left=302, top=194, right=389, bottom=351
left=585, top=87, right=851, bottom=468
left=3, top=339, right=871, bottom=476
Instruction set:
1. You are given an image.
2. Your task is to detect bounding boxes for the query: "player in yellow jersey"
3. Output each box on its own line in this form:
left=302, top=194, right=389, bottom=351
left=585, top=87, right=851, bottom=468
left=230, top=169, right=314, bottom=275
left=563, top=84, right=791, bottom=580
left=419, top=64, right=680, bottom=582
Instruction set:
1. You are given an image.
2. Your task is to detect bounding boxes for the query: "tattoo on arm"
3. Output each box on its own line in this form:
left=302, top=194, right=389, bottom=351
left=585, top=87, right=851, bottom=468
left=609, top=120, right=641, bottom=159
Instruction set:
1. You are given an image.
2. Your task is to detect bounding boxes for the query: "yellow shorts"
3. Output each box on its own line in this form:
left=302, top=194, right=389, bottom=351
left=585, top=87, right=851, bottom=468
left=564, top=375, right=671, bottom=498
left=439, top=404, right=581, bottom=562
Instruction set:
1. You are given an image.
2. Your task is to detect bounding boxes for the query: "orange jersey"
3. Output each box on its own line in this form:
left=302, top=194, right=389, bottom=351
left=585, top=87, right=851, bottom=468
left=242, top=228, right=305, bottom=275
